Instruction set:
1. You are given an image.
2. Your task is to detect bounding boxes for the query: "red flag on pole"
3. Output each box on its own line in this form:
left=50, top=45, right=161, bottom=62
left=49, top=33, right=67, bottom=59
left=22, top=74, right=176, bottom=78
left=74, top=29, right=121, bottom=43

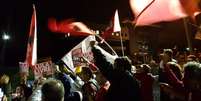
left=102, top=9, right=121, bottom=39
left=48, top=18, right=95, bottom=36
left=129, top=0, right=188, bottom=26
left=25, top=5, right=37, bottom=67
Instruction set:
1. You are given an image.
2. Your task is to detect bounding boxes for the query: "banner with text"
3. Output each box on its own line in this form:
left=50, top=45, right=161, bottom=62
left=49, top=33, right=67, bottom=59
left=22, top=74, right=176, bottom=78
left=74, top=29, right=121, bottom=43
left=19, top=62, right=29, bottom=74
left=33, top=60, right=54, bottom=79
left=62, top=35, right=96, bottom=72
left=62, top=35, right=118, bottom=72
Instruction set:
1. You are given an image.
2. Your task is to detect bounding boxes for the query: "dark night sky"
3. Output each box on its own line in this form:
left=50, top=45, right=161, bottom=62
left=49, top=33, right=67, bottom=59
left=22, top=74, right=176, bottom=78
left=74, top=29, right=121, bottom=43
left=0, top=0, right=132, bottom=68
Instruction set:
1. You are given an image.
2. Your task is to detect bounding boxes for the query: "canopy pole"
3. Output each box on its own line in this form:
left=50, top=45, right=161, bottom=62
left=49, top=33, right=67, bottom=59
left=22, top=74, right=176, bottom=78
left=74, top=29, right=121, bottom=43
left=183, top=18, right=193, bottom=54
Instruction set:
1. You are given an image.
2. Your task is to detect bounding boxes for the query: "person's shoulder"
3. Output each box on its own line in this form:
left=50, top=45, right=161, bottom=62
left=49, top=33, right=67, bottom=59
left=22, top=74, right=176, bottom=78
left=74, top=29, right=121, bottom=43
left=172, top=59, right=177, bottom=63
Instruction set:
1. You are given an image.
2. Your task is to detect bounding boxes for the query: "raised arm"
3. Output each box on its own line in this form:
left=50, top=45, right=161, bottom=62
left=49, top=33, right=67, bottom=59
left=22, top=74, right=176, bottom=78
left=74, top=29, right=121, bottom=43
left=91, top=45, right=114, bottom=81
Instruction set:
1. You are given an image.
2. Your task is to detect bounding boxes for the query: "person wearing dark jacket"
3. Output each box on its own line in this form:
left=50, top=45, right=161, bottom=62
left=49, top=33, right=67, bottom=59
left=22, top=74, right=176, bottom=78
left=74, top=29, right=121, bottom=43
left=161, top=61, right=201, bottom=101
left=91, top=44, right=141, bottom=101
left=55, top=65, right=82, bottom=101
left=134, top=64, right=154, bottom=101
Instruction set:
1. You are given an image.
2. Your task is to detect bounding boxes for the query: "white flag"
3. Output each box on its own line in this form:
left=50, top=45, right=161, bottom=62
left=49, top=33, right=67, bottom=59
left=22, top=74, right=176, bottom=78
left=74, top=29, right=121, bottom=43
left=62, top=35, right=117, bottom=72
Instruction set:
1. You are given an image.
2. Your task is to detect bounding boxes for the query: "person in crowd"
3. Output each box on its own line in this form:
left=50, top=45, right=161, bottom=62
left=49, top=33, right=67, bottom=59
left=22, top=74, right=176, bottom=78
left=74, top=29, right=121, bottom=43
left=149, top=59, right=159, bottom=75
left=187, top=55, right=197, bottom=62
left=160, top=62, right=183, bottom=101
left=175, top=52, right=186, bottom=72
left=182, top=62, right=201, bottom=101
left=41, top=78, right=65, bottom=101
left=55, top=65, right=83, bottom=101
left=91, top=41, right=141, bottom=101
left=134, top=64, right=154, bottom=101
left=0, top=74, right=9, bottom=101
left=167, top=62, right=183, bottom=81
left=161, top=61, right=201, bottom=101
left=160, top=49, right=177, bottom=69
left=94, top=71, right=110, bottom=101
left=77, top=66, right=99, bottom=101
left=27, top=76, right=46, bottom=101
left=12, top=86, right=23, bottom=101
left=159, top=49, right=179, bottom=86
left=12, top=83, right=32, bottom=101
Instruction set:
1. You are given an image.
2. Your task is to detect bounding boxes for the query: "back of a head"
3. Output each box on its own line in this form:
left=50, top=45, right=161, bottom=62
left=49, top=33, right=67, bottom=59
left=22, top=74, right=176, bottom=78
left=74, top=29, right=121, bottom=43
left=183, top=62, right=201, bottom=91
left=163, top=49, right=173, bottom=58
left=41, top=79, right=65, bottom=101
left=184, top=62, right=201, bottom=80
left=114, top=56, right=132, bottom=72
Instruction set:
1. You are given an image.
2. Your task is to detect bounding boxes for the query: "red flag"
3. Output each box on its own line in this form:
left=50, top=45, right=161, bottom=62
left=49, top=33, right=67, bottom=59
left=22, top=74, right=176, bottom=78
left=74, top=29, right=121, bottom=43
left=102, top=9, right=121, bottom=39
left=130, top=0, right=188, bottom=25
left=25, top=5, right=37, bottom=67
left=48, top=18, right=95, bottom=36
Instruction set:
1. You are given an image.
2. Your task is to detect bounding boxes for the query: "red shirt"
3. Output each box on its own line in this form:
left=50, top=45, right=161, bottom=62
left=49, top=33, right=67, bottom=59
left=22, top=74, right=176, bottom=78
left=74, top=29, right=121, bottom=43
left=95, top=81, right=110, bottom=101
left=134, top=73, right=154, bottom=101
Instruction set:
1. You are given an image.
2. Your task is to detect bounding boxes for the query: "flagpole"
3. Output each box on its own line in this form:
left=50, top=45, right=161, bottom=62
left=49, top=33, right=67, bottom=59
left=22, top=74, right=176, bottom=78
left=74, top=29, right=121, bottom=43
left=95, top=34, right=118, bottom=56
left=119, top=31, right=125, bottom=56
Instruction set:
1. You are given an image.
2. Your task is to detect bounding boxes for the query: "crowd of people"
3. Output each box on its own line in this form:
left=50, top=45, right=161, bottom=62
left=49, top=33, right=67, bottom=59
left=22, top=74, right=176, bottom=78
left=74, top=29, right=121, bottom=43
left=0, top=42, right=201, bottom=101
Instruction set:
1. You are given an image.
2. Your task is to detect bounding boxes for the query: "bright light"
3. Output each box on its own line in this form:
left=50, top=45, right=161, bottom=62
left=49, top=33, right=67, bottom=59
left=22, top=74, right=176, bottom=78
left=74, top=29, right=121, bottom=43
left=67, top=33, right=70, bottom=37
left=96, top=30, right=99, bottom=34
left=2, top=34, right=10, bottom=40
left=65, top=33, right=70, bottom=38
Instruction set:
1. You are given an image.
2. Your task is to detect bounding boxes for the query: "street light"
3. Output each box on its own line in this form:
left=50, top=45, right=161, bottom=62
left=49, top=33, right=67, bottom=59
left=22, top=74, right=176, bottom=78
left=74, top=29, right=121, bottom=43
left=2, top=34, right=10, bottom=40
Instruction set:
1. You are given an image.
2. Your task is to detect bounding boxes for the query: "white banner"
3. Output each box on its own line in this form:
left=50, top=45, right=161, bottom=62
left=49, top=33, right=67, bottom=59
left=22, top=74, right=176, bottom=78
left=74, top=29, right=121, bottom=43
left=19, top=62, right=29, bottom=74
left=33, top=61, right=54, bottom=79
left=62, top=35, right=118, bottom=72
left=62, top=35, right=96, bottom=72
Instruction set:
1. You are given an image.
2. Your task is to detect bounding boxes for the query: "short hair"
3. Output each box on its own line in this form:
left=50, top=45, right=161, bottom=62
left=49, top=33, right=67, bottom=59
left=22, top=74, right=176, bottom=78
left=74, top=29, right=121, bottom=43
left=114, top=56, right=132, bottom=72
left=183, top=62, right=201, bottom=91
left=184, top=62, right=201, bottom=80
left=41, top=79, right=65, bottom=101
left=163, top=49, right=173, bottom=58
